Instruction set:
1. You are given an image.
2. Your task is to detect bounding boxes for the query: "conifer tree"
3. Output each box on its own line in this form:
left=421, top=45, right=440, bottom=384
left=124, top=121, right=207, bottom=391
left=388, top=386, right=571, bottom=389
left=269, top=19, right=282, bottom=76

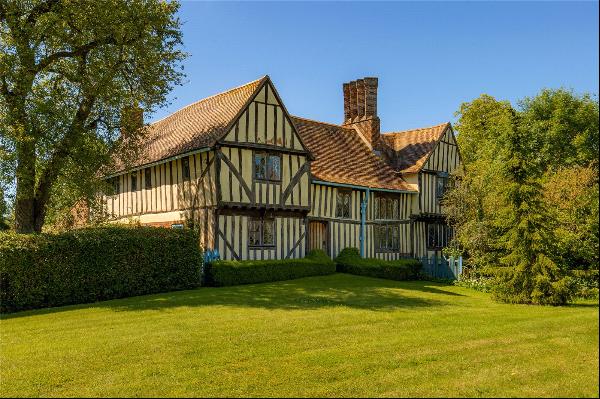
left=492, top=118, right=574, bottom=305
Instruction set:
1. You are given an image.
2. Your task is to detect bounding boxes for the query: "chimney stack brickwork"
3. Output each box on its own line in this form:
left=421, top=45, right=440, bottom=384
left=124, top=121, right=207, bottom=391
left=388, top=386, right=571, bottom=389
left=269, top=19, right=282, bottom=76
left=342, top=77, right=380, bottom=146
left=355, top=79, right=366, bottom=121
left=343, top=83, right=351, bottom=122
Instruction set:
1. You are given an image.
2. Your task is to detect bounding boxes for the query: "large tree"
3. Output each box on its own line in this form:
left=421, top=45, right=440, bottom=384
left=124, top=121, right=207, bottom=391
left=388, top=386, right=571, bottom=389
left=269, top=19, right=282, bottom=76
left=0, top=0, right=185, bottom=233
left=445, top=89, right=599, bottom=303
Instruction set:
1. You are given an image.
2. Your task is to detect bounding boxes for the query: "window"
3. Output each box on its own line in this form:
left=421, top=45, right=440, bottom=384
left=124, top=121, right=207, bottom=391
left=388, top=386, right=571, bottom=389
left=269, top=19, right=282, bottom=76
left=427, top=222, right=453, bottom=250
left=171, top=223, right=184, bottom=229
left=131, top=174, right=137, bottom=191
left=248, top=217, right=275, bottom=247
left=436, top=173, right=449, bottom=199
left=182, top=156, right=190, bottom=181
left=335, top=190, right=351, bottom=218
left=254, top=152, right=281, bottom=181
left=375, top=225, right=400, bottom=251
left=112, top=177, right=120, bottom=195
left=145, top=168, right=152, bottom=189
left=374, top=195, right=399, bottom=220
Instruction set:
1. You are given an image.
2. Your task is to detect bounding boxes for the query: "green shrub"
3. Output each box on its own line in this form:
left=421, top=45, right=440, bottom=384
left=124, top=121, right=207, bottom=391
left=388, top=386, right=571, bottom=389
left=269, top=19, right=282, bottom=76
left=0, top=226, right=202, bottom=313
left=570, top=269, right=599, bottom=299
left=491, top=256, right=575, bottom=306
left=335, top=247, right=421, bottom=281
left=203, top=249, right=335, bottom=287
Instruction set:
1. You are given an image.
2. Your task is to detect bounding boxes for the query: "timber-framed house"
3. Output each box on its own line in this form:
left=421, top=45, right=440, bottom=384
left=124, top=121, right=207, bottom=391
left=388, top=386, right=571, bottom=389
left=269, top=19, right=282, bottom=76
left=103, top=76, right=462, bottom=260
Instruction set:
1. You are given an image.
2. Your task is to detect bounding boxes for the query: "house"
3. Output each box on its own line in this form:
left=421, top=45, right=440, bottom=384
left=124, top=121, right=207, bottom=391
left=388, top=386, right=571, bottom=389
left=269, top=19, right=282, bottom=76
left=102, top=76, right=461, bottom=261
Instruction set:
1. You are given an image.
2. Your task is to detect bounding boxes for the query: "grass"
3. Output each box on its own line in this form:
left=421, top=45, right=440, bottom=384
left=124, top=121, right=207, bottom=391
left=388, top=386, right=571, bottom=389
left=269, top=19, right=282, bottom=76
left=1, top=274, right=598, bottom=398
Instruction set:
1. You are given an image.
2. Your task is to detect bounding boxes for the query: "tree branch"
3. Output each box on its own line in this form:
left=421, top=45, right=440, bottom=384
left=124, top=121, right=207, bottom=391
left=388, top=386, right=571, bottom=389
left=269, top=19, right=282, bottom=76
left=26, top=0, right=60, bottom=26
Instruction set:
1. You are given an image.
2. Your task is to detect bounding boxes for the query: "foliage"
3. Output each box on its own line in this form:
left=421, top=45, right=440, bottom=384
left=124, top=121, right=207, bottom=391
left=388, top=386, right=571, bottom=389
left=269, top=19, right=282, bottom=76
left=542, top=165, right=599, bottom=270
left=203, top=249, right=335, bottom=287
left=2, top=274, right=598, bottom=397
left=569, top=269, right=599, bottom=299
left=454, top=275, right=493, bottom=293
left=0, top=0, right=186, bottom=232
left=445, top=89, right=598, bottom=304
left=335, top=247, right=422, bottom=281
left=0, top=226, right=202, bottom=313
left=0, top=185, right=8, bottom=230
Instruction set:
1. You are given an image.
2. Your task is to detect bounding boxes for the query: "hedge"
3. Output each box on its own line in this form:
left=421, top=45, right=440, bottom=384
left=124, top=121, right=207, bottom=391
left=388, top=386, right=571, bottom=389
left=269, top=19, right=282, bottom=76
left=203, top=249, right=335, bottom=286
left=0, top=226, right=203, bottom=313
left=335, top=247, right=422, bottom=281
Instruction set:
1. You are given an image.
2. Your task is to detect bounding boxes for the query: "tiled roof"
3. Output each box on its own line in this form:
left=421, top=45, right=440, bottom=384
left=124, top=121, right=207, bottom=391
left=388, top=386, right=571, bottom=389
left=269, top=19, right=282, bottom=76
left=113, top=76, right=266, bottom=172
left=381, top=122, right=450, bottom=173
left=292, top=117, right=416, bottom=192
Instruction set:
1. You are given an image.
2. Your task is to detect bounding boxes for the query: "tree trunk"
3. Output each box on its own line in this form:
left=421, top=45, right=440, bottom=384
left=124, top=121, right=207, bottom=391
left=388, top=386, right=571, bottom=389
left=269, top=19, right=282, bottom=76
left=14, top=141, right=36, bottom=233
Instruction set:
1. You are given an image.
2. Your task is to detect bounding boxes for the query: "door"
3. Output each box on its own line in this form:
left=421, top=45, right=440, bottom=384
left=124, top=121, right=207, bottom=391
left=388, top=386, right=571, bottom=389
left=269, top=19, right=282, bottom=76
left=308, top=221, right=328, bottom=256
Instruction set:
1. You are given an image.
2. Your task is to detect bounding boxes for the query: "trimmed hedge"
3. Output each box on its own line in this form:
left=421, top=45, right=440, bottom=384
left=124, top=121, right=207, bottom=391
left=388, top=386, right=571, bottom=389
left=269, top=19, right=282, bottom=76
left=335, top=247, right=422, bottom=280
left=203, top=249, right=335, bottom=287
left=0, top=226, right=203, bottom=313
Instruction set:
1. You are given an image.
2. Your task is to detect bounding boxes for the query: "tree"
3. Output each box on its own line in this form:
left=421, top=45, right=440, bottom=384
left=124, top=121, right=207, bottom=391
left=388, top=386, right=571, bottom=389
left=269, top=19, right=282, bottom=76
left=492, top=117, right=573, bottom=305
left=0, top=185, right=8, bottom=229
left=0, top=0, right=185, bottom=233
left=543, top=165, right=599, bottom=270
left=446, top=89, right=598, bottom=304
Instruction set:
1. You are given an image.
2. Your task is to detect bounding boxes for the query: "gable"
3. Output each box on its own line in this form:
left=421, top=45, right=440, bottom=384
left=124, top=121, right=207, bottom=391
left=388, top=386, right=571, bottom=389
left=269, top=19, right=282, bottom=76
left=221, top=81, right=307, bottom=152
left=422, top=126, right=461, bottom=173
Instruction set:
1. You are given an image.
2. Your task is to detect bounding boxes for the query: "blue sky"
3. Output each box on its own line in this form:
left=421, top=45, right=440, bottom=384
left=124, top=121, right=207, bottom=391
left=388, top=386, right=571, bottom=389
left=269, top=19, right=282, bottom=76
left=154, top=1, right=599, bottom=132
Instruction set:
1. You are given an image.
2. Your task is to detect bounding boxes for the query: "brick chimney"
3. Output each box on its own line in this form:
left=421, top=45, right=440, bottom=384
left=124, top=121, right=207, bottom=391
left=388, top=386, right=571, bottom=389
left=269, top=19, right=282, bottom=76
left=342, top=77, right=380, bottom=147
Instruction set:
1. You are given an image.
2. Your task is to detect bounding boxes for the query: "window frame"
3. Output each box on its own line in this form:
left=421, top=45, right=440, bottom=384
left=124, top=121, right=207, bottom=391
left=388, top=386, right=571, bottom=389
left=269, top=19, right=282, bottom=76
left=335, top=189, right=352, bottom=219
left=374, top=224, right=401, bottom=252
left=253, top=151, right=282, bottom=183
left=436, top=172, right=449, bottom=200
left=426, top=222, right=453, bottom=250
left=145, top=168, right=152, bottom=189
left=248, top=217, right=276, bottom=248
left=374, top=194, right=400, bottom=220
left=182, top=156, right=191, bottom=181
left=112, top=177, right=120, bottom=195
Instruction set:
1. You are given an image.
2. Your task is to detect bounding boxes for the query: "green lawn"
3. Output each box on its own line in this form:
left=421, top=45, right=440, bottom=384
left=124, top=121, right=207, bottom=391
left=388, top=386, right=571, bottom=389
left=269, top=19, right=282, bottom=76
left=1, top=274, right=598, bottom=398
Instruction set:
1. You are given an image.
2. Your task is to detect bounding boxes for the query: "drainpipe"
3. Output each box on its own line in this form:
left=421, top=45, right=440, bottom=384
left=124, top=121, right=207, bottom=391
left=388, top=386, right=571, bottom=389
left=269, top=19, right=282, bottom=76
left=360, top=188, right=370, bottom=258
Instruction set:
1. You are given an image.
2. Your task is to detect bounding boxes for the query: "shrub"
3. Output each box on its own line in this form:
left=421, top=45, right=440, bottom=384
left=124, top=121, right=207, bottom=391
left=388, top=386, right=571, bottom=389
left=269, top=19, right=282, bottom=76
left=0, top=226, right=203, bottom=313
left=335, top=247, right=421, bottom=281
left=203, top=249, right=335, bottom=287
left=570, top=269, right=599, bottom=299
left=491, top=256, right=575, bottom=306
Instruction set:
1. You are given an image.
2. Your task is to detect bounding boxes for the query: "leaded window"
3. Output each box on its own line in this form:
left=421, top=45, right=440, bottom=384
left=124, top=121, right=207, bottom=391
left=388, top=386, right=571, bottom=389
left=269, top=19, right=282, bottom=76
left=113, top=177, right=120, bottom=195
left=436, top=173, right=449, bottom=199
left=254, top=152, right=281, bottom=182
left=375, top=225, right=400, bottom=251
left=182, top=156, right=190, bottom=181
left=145, top=168, right=152, bottom=189
left=427, top=222, right=453, bottom=250
left=374, top=195, right=400, bottom=220
left=248, top=217, right=276, bottom=247
left=335, top=190, right=351, bottom=218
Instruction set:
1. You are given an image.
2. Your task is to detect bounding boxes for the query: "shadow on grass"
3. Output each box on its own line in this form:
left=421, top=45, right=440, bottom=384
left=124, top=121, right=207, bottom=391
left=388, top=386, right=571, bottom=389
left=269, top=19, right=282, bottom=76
left=2, top=274, right=461, bottom=319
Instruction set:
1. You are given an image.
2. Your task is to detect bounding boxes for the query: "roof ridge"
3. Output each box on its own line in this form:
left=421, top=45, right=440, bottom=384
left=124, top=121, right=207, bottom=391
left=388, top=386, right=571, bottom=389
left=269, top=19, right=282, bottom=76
left=149, top=76, right=267, bottom=126
left=382, top=121, right=450, bottom=136
left=291, top=115, right=352, bottom=129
